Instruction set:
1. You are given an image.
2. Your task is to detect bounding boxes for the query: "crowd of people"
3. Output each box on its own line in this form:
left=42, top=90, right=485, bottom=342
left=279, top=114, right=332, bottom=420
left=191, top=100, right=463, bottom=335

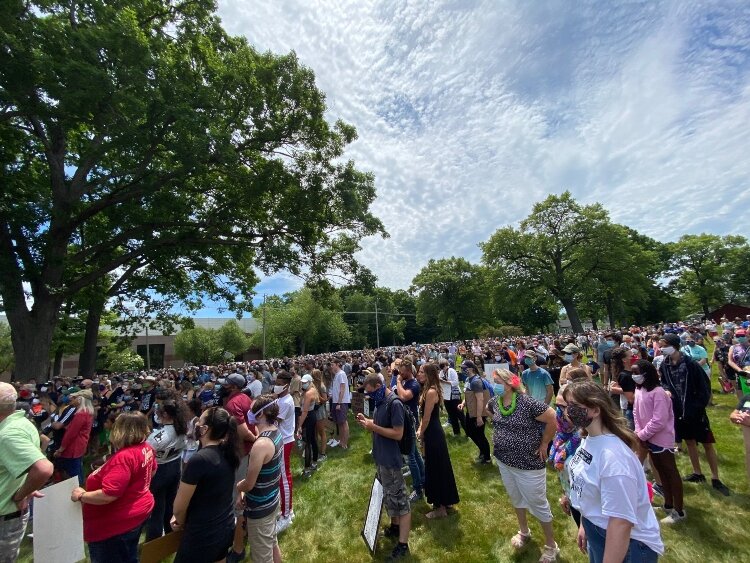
left=2, top=317, right=750, bottom=562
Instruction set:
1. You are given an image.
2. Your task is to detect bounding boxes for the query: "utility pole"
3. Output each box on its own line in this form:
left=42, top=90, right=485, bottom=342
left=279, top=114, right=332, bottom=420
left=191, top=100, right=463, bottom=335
left=262, top=294, right=267, bottom=360
left=374, top=300, right=380, bottom=349
left=145, top=321, right=151, bottom=371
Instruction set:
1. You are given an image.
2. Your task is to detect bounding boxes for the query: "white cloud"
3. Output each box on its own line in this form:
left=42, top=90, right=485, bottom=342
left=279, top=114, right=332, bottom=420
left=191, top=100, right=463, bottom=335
left=218, top=0, right=750, bottom=290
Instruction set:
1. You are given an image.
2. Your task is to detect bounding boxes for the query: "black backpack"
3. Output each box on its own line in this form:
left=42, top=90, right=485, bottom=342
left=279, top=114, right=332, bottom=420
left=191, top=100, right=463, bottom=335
left=386, top=397, right=415, bottom=455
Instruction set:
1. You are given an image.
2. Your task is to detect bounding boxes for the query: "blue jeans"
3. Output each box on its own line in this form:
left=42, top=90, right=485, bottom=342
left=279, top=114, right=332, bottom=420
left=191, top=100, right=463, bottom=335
left=582, top=517, right=659, bottom=563
left=408, top=425, right=425, bottom=494
left=88, top=523, right=143, bottom=563
left=58, top=457, right=84, bottom=485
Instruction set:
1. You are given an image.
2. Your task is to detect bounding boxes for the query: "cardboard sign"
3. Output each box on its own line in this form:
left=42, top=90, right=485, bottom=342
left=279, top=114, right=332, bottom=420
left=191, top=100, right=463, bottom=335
left=141, top=530, right=183, bottom=563
left=34, top=477, right=85, bottom=563
left=361, top=476, right=384, bottom=555
left=482, top=363, right=509, bottom=385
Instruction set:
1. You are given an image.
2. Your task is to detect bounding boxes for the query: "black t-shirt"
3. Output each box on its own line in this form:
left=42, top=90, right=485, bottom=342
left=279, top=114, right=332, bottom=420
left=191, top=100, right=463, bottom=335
left=181, top=445, right=235, bottom=532
left=618, top=371, right=636, bottom=407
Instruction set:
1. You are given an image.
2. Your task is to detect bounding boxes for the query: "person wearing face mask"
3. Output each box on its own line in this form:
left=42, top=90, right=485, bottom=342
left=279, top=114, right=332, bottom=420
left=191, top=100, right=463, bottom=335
left=489, top=369, right=559, bottom=562
left=54, top=388, right=94, bottom=485
left=171, top=407, right=240, bottom=563
left=658, top=333, right=730, bottom=495
left=609, top=348, right=636, bottom=429
left=356, top=373, right=411, bottom=560
left=727, top=329, right=750, bottom=399
left=145, top=389, right=189, bottom=541
left=223, top=372, right=259, bottom=563
left=295, top=374, right=320, bottom=477
left=457, top=360, right=492, bottom=464
left=395, top=357, right=426, bottom=503
left=564, top=380, right=664, bottom=562
left=632, top=360, right=685, bottom=524
left=521, top=350, right=554, bottom=405
left=238, top=395, right=284, bottom=563
left=139, top=376, right=157, bottom=419
left=559, top=344, right=591, bottom=387
left=438, top=358, right=465, bottom=436
left=272, top=370, right=296, bottom=533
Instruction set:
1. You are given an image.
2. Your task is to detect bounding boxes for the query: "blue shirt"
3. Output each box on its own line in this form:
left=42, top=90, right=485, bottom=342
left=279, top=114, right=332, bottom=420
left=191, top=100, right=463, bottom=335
left=522, top=367, right=553, bottom=403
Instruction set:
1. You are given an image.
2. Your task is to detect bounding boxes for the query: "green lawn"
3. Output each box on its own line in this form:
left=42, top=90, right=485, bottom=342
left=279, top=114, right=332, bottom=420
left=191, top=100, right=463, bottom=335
left=19, top=353, right=750, bottom=562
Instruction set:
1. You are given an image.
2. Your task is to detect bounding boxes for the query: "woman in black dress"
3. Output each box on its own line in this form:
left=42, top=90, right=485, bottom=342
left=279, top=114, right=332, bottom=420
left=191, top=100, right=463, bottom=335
left=416, top=362, right=460, bottom=519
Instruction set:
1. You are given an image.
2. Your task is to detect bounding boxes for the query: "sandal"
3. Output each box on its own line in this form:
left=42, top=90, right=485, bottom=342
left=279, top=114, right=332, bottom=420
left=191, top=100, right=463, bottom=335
left=538, top=542, right=560, bottom=563
left=425, top=508, right=447, bottom=519
left=510, top=530, right=531, bottom=549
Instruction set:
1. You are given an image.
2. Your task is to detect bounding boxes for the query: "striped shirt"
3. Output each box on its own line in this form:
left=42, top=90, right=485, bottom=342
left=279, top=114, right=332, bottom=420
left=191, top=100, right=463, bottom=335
left=243, top=428, right=282, bottom=519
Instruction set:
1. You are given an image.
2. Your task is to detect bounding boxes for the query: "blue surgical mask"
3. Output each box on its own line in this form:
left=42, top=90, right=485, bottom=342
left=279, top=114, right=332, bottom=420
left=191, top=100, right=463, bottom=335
left=492, top=383, right=505, bottom=396
left=606, top=340, right=615, bottom=347
left=738, top=337, right=748, bottom=344
left=523, top=357, right=533, bottom=367
left=564, top=354, right=574, bottom=362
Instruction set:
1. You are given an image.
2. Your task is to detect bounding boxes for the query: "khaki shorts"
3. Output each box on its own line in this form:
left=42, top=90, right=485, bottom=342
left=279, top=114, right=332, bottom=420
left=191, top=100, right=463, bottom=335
left=377, top=465, right=410, bottom=518
left=246, top=506, right=279, bottom=563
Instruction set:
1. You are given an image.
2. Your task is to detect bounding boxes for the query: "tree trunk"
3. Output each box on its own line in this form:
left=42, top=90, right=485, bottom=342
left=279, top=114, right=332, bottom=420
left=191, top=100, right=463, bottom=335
left=559, top=296, right=584, bottom=334
left=78, top=297, right=106, bottom=378
left=52, top=347, right=64, bottom=378
left=605, top=298, right=616, bottom=330
left=7, top=303, right=58, bottom=382
left=702, top=301, right=710, bottom=318
left=591, top=318, right=598, bottom=331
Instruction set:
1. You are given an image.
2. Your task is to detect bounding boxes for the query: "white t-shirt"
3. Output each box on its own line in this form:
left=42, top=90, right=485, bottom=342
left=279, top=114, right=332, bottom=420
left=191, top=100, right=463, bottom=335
left=277, top=394, right=296, bottom=445
left=332, top=370, right=352, bottom=404
left=569, top=434, right=664, bottom=555
left=440, top=367, right=459, bottom=397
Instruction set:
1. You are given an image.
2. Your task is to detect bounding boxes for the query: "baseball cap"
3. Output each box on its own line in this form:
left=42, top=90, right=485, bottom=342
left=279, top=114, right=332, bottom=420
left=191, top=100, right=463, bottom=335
left=300, top=374, right=313, bottom=385
left=736, top=329, right=747, bottom=337
left=562, top=343, right=580, bottom=354
left=226, top=374, right=246, bottom=388
left=462, top=360, right=476, bottom=370
left=0, top=382, right=18, bottom=405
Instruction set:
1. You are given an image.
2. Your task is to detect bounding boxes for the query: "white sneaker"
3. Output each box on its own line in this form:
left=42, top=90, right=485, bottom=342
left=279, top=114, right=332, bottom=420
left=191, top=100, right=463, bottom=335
left=326, top=439, right=336, bottom=446
left=329, top=439, right=340, bottom=448
left=276, top=515, right=292, bottom=533
left=661, top=509, right=686, bottom=524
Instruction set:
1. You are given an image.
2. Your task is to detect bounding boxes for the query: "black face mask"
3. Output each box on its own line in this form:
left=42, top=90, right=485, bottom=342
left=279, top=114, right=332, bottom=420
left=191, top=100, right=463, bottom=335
left=218, top=386, right=230, bottom=399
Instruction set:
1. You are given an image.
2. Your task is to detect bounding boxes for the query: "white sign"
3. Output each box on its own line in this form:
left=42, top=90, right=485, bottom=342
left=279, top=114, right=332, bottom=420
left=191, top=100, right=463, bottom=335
left=361, top=476, right=384, bottom=555
left=482, top=363, right=509, bottom=385
left=34, top=477, right=85, bottom=563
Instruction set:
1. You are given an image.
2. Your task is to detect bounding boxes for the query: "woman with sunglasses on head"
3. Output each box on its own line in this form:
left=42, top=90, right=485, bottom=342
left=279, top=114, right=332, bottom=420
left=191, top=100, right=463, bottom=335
left=564, top=380, right=664, bottom=562
left=489, top=369, right=559, bottom=563
left=171, top=407, right=241, bottom=562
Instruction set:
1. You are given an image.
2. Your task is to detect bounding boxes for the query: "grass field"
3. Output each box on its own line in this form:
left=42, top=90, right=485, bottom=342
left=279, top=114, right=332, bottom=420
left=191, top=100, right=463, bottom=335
left=18, top=348, right=750, bottom=562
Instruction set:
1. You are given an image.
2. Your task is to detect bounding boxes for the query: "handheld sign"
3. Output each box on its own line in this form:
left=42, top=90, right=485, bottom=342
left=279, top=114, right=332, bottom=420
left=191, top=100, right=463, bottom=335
left=34, top=477, right=85, bottom=563
left=361, top=476, right=384, bottom=555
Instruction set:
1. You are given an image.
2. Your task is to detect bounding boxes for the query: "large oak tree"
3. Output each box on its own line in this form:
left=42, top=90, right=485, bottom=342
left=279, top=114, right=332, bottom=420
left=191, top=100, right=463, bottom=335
left=0, top=1, right=383, bottom=380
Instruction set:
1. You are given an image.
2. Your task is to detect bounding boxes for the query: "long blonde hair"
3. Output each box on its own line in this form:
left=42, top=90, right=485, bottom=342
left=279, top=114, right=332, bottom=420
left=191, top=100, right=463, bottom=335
left=76, top=395, right=95, bottom=416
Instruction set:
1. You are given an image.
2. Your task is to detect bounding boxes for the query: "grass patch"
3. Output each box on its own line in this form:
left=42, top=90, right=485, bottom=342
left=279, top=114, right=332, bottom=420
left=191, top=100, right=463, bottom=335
left=18, top=347, right=750, bottom=562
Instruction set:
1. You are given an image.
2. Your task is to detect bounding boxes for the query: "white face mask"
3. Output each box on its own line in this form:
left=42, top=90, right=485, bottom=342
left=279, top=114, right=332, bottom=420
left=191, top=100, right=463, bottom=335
left=273, top=385, right=287, bottom=394
left=661, top=346, right=675, bottom=356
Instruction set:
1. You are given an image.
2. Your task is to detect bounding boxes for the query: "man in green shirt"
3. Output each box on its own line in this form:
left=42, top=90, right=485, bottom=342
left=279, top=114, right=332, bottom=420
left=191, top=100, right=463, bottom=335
left=0, top=382, right=54, bottom=563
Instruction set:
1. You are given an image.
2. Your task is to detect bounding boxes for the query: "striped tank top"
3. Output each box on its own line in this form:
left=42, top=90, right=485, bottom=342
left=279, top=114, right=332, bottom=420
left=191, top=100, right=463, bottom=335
left=243, top=428, right=282, bottom=519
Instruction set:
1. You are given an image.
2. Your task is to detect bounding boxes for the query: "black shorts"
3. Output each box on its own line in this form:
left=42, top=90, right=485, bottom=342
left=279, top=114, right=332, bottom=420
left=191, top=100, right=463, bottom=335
left=675, top=410, right=715, bottom=444
left=174, top=523, right=234, bottom=563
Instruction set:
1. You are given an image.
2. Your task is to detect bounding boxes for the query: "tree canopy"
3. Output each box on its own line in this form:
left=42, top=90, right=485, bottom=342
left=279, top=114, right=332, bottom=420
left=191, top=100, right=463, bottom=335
left=0, top=0, right=384, bottom=380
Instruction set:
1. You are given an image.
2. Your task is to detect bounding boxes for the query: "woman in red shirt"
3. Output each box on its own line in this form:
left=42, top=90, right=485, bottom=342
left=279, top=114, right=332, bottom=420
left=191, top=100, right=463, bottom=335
left=70, top=412, right=157, bottom=563
left=55, top=388, right=94, bottom=485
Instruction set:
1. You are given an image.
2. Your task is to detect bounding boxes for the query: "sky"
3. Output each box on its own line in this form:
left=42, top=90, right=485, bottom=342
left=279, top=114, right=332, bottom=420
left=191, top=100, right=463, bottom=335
left=196, top=0, right=750, bottom=315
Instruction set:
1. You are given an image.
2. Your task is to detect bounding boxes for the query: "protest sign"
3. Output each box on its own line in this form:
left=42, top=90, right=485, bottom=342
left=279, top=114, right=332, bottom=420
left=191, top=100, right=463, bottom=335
left=361, top=476, right=383, bottom=555
left=34, top=477, right=85, bottom=563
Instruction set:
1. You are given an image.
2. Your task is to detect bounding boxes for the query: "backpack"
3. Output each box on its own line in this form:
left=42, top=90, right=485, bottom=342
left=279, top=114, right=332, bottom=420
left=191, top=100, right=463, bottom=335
left=470, top=374, right=495, bottom=397
left=386, top=397, right=415, bottom=455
